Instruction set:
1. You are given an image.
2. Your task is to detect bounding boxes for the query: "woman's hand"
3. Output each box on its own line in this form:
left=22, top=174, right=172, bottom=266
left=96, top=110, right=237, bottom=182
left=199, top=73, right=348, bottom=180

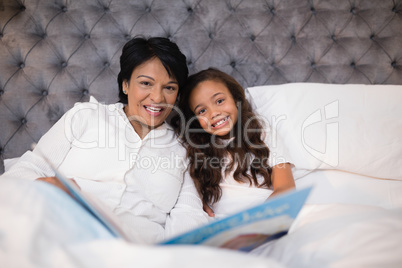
left=36, top=176, right=80, bottom=198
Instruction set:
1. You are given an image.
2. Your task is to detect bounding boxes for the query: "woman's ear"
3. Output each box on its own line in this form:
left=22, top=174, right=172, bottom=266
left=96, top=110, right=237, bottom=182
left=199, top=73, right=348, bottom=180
left=122, top=80, right=129, bottom=94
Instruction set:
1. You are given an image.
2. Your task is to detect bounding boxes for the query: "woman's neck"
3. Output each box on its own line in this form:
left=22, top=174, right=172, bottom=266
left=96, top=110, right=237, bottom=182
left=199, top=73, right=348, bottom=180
left=124, top=106, right=161, bottom=139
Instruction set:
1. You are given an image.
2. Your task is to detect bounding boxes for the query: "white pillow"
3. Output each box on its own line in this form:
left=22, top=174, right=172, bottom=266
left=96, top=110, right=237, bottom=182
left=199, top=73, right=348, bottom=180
left=245, top=83, right=402, bottom=180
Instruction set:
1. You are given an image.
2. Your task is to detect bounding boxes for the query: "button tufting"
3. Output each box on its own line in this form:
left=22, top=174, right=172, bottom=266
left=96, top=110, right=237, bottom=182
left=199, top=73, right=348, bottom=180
left=208, top=33, right=214, bottom=39
left=187, top=60, right=193, bottom=66
left=269, top=7, right=275, bottom=15
left=370, top=34, right=375, bottom=40
left=20, top=5, right=26, bottom=11
left=0, top=32, right=3, bottom=38
left=0, top=89, right=4, bottom=95
left=42, top=33, right=47, bottom=39
left=61, top=62, right=67, bottom=68
left=84, top=34, right=90, bottom=39
left=82, top=89, right=89, bottom=96
left=311, top=62, right=316, bottom=69
left=41, top=90, right=48, bottom=96
left=19, top=62, right=25, bottom=69
left=61, top=6, right=68, bottom=12
left=0, top=147, right=3, bottom=155
left=124, top=34, right=131, bottom=40
left=230, top=61, right=236, bottom=68
left=187, top=7, right=193, bottom=13
left=104, top=7, right=110, bottom=13
left=391, top=61, right=397, bottom=68
left=250, top=35, right=256, bottom=41
left=331, top=34, right=336, bottom=42
left=392, top=6, right=397, bottom=12
left=21, top=118, right=27, bottom=125
left=145, top=7, right=151, bottom=12
left=350, top=62, right=356, bottom=68
left=350, top=7, right=356, bottom=14
left=310, top=7, right=316, bottom=14
left=290, top=35, right=296, bottom=42
left=104, top=62, right=110, bottom=67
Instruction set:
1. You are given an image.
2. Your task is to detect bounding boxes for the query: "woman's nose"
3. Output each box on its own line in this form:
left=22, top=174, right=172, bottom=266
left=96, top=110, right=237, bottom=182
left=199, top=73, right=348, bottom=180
left=150, top=88, right=164, bottom=103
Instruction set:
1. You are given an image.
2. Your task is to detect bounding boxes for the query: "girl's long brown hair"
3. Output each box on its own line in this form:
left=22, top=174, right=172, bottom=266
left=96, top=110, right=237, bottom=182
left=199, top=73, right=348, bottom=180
left=173, top=68, right=272, bottom=205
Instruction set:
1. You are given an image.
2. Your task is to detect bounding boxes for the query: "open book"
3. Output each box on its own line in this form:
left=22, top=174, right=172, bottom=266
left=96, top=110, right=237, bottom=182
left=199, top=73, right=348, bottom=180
left=51, top=163, right=311, bottom=251
left=160, top=187, right=311, bottom=251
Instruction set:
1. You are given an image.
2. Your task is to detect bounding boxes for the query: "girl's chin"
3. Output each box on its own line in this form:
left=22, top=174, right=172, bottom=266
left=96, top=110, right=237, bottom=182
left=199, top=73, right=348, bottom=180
left=210, top=129, right=233, bottom=138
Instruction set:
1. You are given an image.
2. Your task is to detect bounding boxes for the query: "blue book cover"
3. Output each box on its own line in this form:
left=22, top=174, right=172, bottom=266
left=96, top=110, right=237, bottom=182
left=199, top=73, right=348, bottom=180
left=160, top=187, right=312, bottom=252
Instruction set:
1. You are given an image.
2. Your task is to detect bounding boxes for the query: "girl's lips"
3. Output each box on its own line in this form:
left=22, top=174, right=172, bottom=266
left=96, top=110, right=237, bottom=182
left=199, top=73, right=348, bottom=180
left=211, top=116, right=230, bottom=129
left=144, top=105, right=164, bottom=116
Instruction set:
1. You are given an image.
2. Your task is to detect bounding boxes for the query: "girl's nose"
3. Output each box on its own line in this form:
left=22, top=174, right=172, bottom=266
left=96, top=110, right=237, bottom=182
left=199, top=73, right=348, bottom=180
left=210, top=109, right=221, bottom=120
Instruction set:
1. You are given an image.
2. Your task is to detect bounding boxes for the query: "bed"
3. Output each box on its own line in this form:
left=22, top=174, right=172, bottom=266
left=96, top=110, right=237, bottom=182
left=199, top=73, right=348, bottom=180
left=1, top=0, right=402, bottom=267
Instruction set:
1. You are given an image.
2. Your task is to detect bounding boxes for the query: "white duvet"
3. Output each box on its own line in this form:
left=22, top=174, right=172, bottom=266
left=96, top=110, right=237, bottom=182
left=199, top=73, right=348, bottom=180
left=1, top=169, right=402, bottom=267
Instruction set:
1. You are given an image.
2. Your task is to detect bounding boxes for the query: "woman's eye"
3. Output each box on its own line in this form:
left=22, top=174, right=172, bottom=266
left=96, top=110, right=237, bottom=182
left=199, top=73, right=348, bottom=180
left=140, top=81, right=151, bottom=86
left=165, top=86, right=177, bottom=91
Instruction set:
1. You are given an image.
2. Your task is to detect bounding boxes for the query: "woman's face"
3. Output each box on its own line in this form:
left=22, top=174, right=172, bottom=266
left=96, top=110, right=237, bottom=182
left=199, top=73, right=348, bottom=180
left=189, top=80, right=238, bottom=137
left=123, top=57, right=179, bottom=137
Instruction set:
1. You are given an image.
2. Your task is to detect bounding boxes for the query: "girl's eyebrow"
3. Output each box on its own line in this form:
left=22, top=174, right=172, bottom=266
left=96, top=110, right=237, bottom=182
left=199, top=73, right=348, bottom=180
left=193, top=92, right=225, bottom=112
left=211, top=92, right=224, bottom=99
left=136, top=75, right=178, bottom=84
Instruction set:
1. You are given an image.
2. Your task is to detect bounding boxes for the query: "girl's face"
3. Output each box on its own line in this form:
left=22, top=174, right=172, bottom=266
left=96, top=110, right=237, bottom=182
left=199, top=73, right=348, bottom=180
left=189, top=80, right=238, bottom=137
left=123, top=57, right=179, bottom=138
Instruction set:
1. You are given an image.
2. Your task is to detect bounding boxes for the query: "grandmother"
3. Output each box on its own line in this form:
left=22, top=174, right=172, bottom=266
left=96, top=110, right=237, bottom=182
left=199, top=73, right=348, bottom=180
left=1, top=37, right=209, bottom=243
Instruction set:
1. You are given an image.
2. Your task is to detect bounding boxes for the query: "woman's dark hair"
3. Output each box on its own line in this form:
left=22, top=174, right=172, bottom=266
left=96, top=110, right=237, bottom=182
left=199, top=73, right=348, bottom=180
left=174, top=68, right=272, bottom=205
left=117, top=36, right=188, bottom=104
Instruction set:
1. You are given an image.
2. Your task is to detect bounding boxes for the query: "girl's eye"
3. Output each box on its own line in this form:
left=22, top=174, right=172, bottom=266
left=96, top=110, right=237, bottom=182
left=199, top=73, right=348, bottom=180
left=217, top=99, right=224, bottom=104
left=197, top=108, right=206, bottom=115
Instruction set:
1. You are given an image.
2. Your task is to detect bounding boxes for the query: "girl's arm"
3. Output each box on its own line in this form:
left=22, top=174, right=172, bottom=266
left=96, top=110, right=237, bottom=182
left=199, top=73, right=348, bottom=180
left=269, top=163, right=295, bottom=198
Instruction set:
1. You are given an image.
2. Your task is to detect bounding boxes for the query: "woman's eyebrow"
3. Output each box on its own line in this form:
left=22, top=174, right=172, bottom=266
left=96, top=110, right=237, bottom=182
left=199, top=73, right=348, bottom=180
left=136, top=75, right=178, bottom=84
left=137, top=75, right=154, bottom=80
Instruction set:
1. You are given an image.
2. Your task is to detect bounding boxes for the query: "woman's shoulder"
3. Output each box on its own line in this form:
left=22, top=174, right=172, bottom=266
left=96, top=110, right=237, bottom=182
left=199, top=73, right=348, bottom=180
left=66, top=96, right=122, bottom=118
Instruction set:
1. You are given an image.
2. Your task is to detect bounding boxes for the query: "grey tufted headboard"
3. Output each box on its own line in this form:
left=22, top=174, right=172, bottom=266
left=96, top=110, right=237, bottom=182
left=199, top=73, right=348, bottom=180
left=1, top=0, right=401, bottom=173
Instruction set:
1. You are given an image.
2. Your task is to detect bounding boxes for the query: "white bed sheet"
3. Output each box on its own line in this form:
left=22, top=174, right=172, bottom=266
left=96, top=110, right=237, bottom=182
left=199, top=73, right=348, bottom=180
left=249, top=169, right=402, bottom=267
left=295, top=169, right=402, bottom=209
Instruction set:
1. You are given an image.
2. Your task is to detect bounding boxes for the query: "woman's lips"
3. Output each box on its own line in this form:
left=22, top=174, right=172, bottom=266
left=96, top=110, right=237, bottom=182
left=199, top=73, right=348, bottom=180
left=144, top=105, right=164, bottom=116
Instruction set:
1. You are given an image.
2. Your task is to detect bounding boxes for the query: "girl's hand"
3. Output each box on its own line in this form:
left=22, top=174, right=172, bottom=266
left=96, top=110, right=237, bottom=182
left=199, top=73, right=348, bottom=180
left=203, top=202, right=215, bottom=217
left=269, top=163, right=295, bottom=198
left=36, top=176, right=80, bottom=197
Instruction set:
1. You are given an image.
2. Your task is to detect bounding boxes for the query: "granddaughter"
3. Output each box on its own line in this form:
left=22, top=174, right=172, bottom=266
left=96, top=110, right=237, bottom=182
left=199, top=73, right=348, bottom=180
left=174, top=68, right=295, bottom=218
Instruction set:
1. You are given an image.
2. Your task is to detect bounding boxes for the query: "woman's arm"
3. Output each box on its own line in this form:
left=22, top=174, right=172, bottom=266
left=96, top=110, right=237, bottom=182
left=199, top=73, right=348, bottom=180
left=165, top=170, right=210, bottom=238
left=269, top=162, right=295, bottom=198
